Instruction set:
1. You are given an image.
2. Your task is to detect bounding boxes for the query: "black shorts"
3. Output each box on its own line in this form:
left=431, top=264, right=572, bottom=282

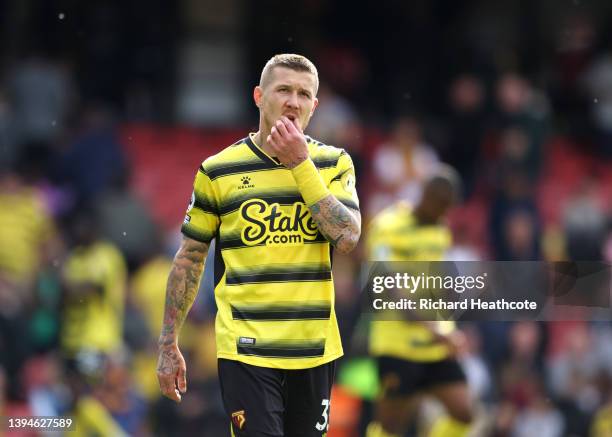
left=377, top=356, right=466, bottom=398
left=218, top=358, right=336, bottom=437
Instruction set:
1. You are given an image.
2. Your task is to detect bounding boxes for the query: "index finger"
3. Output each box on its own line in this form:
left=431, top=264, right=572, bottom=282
left=282, top=116, right=302, bottom=134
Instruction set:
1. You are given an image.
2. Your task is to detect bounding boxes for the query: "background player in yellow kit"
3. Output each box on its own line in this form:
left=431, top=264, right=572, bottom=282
left=156, top=54, right=361, bottom=437
left=366, top=168, right=474, bottom=437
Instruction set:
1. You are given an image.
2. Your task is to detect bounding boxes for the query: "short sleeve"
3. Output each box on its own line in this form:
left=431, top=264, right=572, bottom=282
left=180, top=165, right=220, bottom=243
left=328, top=152, right=359, bottom=211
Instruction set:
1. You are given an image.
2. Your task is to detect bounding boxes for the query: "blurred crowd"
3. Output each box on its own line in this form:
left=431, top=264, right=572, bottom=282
left=0, top=1, right=612, bottom=436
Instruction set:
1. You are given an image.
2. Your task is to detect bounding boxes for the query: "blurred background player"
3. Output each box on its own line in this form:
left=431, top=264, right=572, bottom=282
left=365, top=167, right=473, bottom=437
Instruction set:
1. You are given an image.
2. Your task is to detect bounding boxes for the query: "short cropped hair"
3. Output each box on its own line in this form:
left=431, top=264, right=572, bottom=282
left=259, top=54, right=319, bottom=94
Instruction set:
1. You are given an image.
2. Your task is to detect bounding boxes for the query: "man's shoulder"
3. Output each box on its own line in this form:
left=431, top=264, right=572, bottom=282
left=199, top=136, right=252, bottom=173
left=307, top=136, right=346, bottom=155
left=306, top=136, right=350, bottom=166
left=371, top=202, right=414, bottom=230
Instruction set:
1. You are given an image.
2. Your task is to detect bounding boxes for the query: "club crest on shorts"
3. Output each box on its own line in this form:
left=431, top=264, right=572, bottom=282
left=232, top=410, right=246, bottom=430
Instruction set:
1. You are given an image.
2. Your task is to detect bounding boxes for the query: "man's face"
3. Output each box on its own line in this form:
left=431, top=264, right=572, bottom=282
left=254, top=66, right=319, bottom=132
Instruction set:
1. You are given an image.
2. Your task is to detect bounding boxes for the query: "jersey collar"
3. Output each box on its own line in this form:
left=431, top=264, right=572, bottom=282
left=246, top=133, right=282, bottom=167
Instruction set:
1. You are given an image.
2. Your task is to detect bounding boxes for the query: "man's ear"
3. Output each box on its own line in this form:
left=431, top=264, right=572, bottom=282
left=310, top=97, right=319, bottom=116
left=253, top=86, right=263, bottom=108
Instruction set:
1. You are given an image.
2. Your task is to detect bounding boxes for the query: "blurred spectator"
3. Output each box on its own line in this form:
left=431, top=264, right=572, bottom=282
left=459, top=324, right=492, bottom=402
left=496, top=322, right=546, bottom=405
left=562, top=181, right=607, bottom=260
left=0, top=86, right=17, bottom=168
left=95, top=357, right=148, bottom=435
left=308, top=83, right=365, bottom=179
left=0, top=364, right=37, bottom=437
left=71, top=380, right=130, bottom=437
left=317, top=45, right=369, bottom=97
left=96, top=173, right=159, bottom=269
left=127, top=251, right=172, bottom=402
left=498, top=127, right=533, bottom=174
left=551, top=13, right=597, bottom=140
left=489, top=167, right=541, bottom=260
left=24, top=354, right=70, bottom=418
left=0, top=165, right=58, bottom=306
left=511, top=384, right=565, bottom=437
left=55, top=103, right=127, bottom=204
left=15, top=140, right=72, bottom=217
left=604, top=233, right=612, bottom=263
left=502, top=209, right=540, bottom=260
left=130, top=253, right=171, bottom=343
left=370, top=116, right=440, bottom=213
left=494, top=73, right=549, bottom=179
left=494, top=323, right=553, bottom=434
left=444, top=74, right=487, bottom=197
left=547, top=323, right=599, bottom=433
left=581, top=52, right=612, bottom=157
left=446, top=218, right=483, bottom=262
left=309, top=83, right=358, bottom=147
left=6, top=53, right=73, bottom=147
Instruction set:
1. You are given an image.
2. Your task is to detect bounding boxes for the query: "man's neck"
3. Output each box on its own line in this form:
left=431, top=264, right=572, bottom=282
left=253, top=128, right=275, bottom=157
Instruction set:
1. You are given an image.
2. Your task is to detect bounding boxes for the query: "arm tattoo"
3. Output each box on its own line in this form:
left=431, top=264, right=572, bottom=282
left=308, top=195, right=361, bottom=254
left=158, top=349, right=179, bottom=376
left=158, top=237, right=208, bottom=347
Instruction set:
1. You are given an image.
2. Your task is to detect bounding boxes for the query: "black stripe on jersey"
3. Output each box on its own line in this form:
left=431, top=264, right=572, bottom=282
left=218, top=232, right=327, bottom=250
left=181, top=224, right=215, bottom=244
left=245, top=135, right=281, bottom=166
left=236, top=340, right=325, bottom=358
left=231, top=304, right=331, bottom=321
left=226, top=270, right=331, bottom=285
left=193, top=192, right=219, bottom=215
left=307, top=138, right=326, bottom=148
left=206, top=161, right=280, bottom=180
left=330, top=169, right=350, bottom=183
left=219, top=193, right=306, bottom=216
left=313, top=156, right=341, bottom=169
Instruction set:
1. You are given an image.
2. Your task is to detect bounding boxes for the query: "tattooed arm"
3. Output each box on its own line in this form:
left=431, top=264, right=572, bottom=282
left=309, top=195, right=361, bottom=254
left=156, top=236, right=208, bottom=402
left=265, top=116, right=361, bottom=253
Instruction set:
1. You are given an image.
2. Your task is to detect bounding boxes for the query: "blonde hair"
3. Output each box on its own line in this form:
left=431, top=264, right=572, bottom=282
left=259, top=54, right=319, bottom=94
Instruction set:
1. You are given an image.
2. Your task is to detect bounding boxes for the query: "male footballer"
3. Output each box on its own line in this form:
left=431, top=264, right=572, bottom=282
left=156, top=54, right=361, bottom=437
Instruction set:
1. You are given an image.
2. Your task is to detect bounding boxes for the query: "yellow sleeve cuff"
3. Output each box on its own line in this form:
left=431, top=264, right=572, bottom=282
left=291, top=159, right=330, bottom=206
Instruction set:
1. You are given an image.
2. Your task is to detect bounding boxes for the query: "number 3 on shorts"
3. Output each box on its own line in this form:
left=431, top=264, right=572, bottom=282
left=315, top=398, right=330, bottom=432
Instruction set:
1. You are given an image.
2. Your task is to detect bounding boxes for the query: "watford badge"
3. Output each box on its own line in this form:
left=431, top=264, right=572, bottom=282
left=232, top=410, right=246, bottom=430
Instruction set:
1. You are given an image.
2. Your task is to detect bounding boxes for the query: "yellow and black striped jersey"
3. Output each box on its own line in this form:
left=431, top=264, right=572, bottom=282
left=0, top=188, right=54, bottom=284
left=367, top=201, right=455, bottom=362
left=181, top=133, right=359, bottom=369
left=62, top=241, right=126, bottom=356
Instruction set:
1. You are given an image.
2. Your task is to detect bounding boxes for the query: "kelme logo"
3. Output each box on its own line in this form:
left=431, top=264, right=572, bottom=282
left=239, top=176, right=255, bottom=190
left=240, top=199, right=319, bottom=246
